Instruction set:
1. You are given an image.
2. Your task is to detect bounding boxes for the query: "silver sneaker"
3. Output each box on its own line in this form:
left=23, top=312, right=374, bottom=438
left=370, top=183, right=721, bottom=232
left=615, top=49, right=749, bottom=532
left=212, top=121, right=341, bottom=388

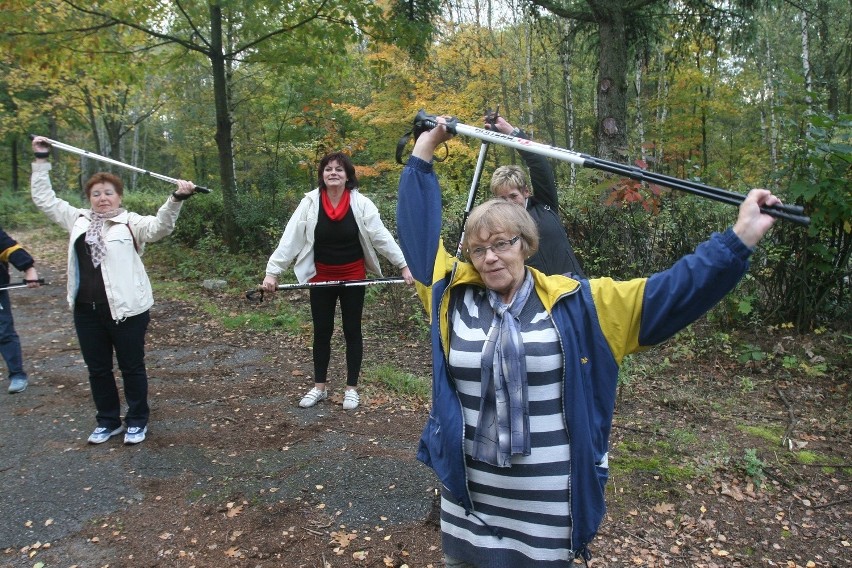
left=342, top=389, right=360, bottom=410
left=8, top=377, right=28, bottom=394
left=299, top=387, right=328, bottom=408
left=124, top=426, right=148, bottom=445
left=88, top=425, right=126, bottom=444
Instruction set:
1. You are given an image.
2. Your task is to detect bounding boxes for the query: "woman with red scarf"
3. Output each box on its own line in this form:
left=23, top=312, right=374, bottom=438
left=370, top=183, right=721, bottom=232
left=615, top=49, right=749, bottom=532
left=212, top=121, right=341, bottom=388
left=262, top=152, right=413, bottom=411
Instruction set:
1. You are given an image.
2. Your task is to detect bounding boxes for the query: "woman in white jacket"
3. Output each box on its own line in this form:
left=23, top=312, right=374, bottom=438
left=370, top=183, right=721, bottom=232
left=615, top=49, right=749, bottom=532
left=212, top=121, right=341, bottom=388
left=31, top=135, right=196, bottom=446
left=262, top=152, right=412, bottom=410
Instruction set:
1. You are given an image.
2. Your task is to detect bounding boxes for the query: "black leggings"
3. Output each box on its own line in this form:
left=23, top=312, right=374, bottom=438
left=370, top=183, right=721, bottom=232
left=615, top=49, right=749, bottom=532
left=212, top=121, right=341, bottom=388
left=309, top=286, right=365, bottom=387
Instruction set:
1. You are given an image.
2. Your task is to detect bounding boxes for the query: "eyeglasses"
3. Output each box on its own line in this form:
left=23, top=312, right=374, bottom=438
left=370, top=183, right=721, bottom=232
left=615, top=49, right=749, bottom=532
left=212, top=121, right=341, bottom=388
left=469, top=235, right=521, bottom=259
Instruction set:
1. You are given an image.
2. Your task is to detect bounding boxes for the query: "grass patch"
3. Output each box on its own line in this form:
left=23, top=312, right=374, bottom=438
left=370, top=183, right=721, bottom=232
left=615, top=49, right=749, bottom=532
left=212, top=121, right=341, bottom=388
left=219, top=310, right=302, bottom=333
left=612, top=439, right=697, bottom=482
left=793, top=450, right=851, bottom=474
left=362, top=364, right=430, bottom=401
left=795, top=450, right=819, bottom=465
left=737, top=424, right=783, bottom=445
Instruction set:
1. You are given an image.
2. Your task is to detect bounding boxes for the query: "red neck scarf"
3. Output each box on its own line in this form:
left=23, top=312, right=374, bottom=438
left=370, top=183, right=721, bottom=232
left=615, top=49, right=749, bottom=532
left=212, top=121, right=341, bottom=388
left=321, top=188, right=351, bottom=222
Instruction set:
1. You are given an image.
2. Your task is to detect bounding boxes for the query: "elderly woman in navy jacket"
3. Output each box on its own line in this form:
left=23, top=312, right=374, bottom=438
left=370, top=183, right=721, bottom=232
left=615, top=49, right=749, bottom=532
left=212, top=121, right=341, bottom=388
left=397, top=118, right=780, bottom=567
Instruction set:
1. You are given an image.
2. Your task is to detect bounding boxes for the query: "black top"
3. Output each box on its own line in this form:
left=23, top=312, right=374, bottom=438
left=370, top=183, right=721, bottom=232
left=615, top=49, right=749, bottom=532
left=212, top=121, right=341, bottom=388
left=73, top=235, right=108, bottom=304
left=313, top=206, right=363, bottom=265
left=516, top=129, right=586, bottom=278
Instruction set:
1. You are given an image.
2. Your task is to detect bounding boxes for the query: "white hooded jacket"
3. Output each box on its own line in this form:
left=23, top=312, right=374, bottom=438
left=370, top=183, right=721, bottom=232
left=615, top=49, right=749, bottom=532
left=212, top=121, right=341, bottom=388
left=265, top=188, right=407, bottom=282
left=31, top=162, right=183, bottom=321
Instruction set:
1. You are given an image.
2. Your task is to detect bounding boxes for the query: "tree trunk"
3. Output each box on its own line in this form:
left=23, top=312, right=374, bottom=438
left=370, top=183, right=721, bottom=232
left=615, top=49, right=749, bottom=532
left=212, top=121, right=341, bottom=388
left=815, top=0, right=839, bottom=113
left=587, top=0, right=629, bottom=159
left=655, top=46, right=668, bottom=168
left=800, top=7, right=813, bottom=116
left=558, top=19, right=578, bottom=184
left=10, top=137, right=19, bottom=193
left=209, top=2, right=241, bottom=251
left=635, top=53, right=645, bottom=162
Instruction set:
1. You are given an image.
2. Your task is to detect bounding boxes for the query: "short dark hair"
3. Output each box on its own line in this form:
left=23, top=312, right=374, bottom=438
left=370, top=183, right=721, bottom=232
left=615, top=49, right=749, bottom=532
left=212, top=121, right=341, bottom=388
left=317, top=152, right=358, bottom=190
left=84, top=172, right=124, bottom=198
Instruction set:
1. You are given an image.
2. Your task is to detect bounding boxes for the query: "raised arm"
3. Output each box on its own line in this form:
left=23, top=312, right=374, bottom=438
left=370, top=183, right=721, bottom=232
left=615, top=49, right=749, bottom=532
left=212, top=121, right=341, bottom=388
left=596, top=188, right=783, bottom=363
left=487, top=116, right=559, bottom=210
left=397, top=119, right=455, bottom=286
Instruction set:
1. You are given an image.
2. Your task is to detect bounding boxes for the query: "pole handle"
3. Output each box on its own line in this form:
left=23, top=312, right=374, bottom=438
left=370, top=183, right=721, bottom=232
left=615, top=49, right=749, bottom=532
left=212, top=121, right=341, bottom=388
left=0, top=279, right=47, bottom=291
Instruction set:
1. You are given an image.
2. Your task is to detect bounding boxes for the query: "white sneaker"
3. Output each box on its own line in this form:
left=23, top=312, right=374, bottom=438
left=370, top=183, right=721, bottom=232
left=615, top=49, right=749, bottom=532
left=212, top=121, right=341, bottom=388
left=342, top=389, right=360, bottom=410
left=299, top=387, right=327, bottom=408
left=124, top=426, right=148, bottom=445
left=88, top=425, right=125, bottom=444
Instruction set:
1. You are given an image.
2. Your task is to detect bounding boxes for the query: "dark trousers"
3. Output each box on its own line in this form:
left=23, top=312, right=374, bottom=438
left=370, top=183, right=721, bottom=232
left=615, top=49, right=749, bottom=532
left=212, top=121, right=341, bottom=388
left=309, top=286, right=365, bottom=387
left=0, top=291, right=26, bottom=380
left=73, top=303, right=150, bottom=429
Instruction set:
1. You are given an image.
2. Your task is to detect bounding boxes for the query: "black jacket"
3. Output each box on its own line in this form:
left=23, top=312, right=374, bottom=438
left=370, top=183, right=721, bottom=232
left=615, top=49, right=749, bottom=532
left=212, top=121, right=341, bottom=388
left=0, top=227, right=35, bottom=286
left=516, top=130, right=585, bottom=278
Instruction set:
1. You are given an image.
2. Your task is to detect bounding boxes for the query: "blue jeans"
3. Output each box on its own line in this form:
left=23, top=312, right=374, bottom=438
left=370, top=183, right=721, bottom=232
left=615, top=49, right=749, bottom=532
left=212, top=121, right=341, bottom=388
left=73, top=303, right=150, bottom=429
left=0, top=291, right=26, bottom=381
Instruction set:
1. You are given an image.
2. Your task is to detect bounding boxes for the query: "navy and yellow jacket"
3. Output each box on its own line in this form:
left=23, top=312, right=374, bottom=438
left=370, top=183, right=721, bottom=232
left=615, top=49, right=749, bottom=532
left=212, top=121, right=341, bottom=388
left=0, top=227, right=35, bottom=287
left=397, top=156, right=754, bottom=557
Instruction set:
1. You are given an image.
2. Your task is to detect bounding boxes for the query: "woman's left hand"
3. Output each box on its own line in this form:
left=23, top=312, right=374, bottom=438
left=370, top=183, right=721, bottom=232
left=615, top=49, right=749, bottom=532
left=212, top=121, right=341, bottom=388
left=733, top=188, right=781, bottom=248
left=401, top=266, right=414, bottom=285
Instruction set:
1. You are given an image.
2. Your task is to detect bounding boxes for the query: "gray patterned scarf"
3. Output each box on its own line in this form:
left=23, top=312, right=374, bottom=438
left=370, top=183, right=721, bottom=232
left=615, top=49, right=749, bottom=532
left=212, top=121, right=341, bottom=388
left=472, top=270, right=534, bottom=468
left=85, top=208, right=124, bottom=268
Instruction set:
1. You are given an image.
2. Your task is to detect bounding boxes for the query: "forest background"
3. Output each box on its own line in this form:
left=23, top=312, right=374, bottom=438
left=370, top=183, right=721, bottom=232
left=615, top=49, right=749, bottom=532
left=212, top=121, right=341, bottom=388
left=0, top=3, right=850, bottom=566
left=0, top=0, right=849, bottom=330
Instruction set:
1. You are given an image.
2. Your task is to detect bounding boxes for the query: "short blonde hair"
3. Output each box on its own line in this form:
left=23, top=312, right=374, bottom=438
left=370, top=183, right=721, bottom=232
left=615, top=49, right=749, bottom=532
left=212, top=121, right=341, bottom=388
left=463, top=199, right=539, bottom=260
left=490, top=165, right=528, bottom=194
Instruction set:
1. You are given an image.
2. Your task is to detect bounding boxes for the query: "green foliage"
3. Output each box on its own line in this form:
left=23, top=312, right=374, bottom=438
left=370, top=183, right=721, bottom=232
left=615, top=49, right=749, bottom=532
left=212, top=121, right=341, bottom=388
left=737, top=343, right=766, bottom=364
left=2, top=0, right=848, bottom=330
left=740, top=449, right=767, bottom=486
left=0, top=191, right=45, bottom=229
left=765, top=113, right=852, bottom=329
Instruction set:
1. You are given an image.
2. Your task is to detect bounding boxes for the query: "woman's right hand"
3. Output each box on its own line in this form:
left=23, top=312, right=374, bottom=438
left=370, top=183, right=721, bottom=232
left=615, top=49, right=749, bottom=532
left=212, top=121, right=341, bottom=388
left=261, top=275, right=278, bottom=292
left=412, top=116, right=454, bottom=161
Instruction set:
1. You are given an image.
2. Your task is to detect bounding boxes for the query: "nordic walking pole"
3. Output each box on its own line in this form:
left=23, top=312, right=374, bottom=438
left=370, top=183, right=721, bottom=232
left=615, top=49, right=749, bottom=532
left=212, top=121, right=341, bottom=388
left=455, top=142, right=490, bottom=258
left=246, top=277, right=407, bottom=301
left=29, top=135, right=212, bottom=194
left=0, top=279, right=46, bottom=291
left=406, top=111, right=810, bottom=226
left=454, top=108, right=500, bottom=258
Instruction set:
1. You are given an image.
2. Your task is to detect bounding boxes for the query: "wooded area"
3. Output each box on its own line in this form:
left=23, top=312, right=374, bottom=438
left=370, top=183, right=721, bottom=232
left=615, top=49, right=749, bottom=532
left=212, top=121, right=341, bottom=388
left=1, top=0, right=849, bottom=329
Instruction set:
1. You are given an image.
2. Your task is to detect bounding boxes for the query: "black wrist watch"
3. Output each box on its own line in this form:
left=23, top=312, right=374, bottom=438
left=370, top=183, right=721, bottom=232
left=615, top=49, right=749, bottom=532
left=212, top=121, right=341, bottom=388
left=34, top=151, right=50, bottom=159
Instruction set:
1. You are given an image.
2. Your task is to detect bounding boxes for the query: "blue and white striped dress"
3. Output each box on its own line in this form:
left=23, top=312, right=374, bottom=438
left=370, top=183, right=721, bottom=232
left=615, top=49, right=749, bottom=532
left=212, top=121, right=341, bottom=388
left=442, top=285, right=573, bottom=568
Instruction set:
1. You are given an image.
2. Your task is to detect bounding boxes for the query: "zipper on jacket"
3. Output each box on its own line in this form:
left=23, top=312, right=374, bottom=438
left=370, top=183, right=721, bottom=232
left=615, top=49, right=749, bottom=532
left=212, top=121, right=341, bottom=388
left=438, top=264, right=474, bottom=510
